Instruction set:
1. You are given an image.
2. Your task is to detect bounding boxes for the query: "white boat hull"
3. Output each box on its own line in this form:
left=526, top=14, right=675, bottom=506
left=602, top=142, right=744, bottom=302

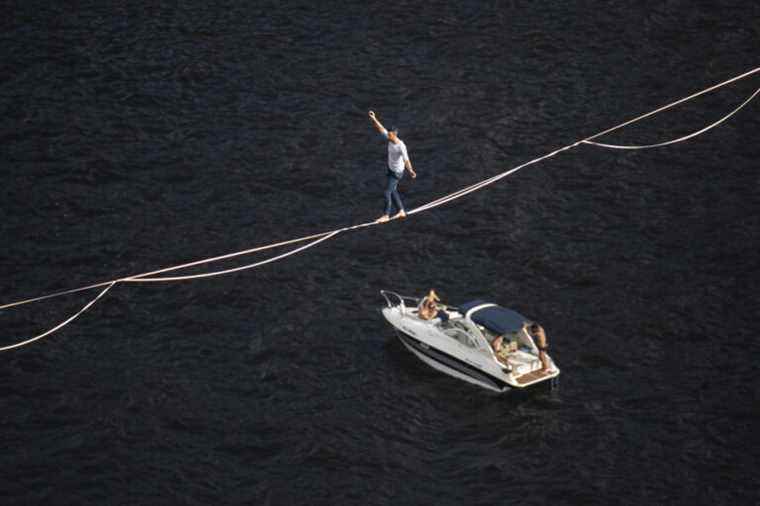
left=396, top=330, right=511, bottom=392
left=380, top=291, right=559, bottom=392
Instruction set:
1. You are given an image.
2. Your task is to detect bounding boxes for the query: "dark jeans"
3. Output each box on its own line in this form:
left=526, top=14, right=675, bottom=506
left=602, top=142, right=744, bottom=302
left=384, top=171, right=404, bottom=215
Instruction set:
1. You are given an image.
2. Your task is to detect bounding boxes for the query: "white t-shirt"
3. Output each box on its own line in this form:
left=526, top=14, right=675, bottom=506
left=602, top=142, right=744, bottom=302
left=383, top=132, right=409, bottom=176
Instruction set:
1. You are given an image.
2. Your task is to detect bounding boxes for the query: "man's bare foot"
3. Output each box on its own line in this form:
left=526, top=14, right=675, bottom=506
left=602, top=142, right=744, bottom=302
left=376, top=214, right=390, bottom=223
left=392, top=210, right=407, bottom=220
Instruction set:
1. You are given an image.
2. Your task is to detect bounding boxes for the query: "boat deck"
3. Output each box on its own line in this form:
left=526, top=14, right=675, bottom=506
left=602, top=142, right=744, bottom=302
left=515, top=368, right=555, bottom=385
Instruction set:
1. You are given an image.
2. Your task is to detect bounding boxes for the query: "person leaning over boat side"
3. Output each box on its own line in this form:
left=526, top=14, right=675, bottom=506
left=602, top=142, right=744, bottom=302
left=368, top=110, right=417, bottom=223
left=527, top=323, right=551, bottom=371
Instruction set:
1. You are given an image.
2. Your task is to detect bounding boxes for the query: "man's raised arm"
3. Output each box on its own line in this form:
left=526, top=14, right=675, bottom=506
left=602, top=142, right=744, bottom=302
left=368, top=110, right=387, bottom=135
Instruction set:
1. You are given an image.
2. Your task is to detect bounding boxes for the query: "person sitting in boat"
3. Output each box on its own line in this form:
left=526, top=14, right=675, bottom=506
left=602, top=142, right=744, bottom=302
left=525, top=322, right=551, bottom=371
left=418, top=289, right=449, bottom=322
left=491, top=335, right=517, bottom=363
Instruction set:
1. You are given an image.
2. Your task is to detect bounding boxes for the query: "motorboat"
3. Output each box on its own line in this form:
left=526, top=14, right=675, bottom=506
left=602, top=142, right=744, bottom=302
left=380, top=290, right=559, bottom=392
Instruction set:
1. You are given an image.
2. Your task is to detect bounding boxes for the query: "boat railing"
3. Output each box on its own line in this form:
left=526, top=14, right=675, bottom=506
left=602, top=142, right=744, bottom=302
left=380, top=290, right=420, bottom=314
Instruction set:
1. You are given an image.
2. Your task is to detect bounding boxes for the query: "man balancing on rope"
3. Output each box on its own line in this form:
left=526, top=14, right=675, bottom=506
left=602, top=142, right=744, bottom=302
left=368, top=110, right=417, bottom=223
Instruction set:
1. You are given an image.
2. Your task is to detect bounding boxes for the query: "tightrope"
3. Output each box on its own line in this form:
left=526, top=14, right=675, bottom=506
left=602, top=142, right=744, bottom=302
left=584, top=86, right=760, bottom=150
left=0, top=282, right=116, bottom=352
left=2, top=66, right=758, bottom=351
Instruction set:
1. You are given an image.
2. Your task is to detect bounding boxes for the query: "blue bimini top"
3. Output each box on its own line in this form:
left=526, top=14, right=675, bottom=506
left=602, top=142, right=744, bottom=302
left=458, top=300, right=528, bottom=334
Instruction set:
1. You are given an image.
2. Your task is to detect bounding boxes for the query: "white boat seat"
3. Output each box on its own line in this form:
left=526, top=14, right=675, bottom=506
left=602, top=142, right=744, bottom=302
left=507, top=350, right=541, bottom=375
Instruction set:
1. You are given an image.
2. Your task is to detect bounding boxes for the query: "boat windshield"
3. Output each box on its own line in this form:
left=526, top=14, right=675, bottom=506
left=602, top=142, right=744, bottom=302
left=439, top=320, right=493, bottom=352
left=441, top=322, right=478, bottom=348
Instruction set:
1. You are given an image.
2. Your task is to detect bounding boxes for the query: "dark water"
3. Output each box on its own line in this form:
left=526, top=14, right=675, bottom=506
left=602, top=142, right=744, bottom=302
left=2, top=2, right=759, bottom=504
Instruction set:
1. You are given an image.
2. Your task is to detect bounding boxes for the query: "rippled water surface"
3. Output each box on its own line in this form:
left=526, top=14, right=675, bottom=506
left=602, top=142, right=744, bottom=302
left=2, top=2, right=759, bottom=505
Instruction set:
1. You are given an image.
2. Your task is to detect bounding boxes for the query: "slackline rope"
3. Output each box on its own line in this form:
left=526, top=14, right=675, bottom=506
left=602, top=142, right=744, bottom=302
left=583, top=86, right=760, bottom=150
left=0, top=282, right=116, bottom=352
left=1, top=66, right=758, bottom=351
